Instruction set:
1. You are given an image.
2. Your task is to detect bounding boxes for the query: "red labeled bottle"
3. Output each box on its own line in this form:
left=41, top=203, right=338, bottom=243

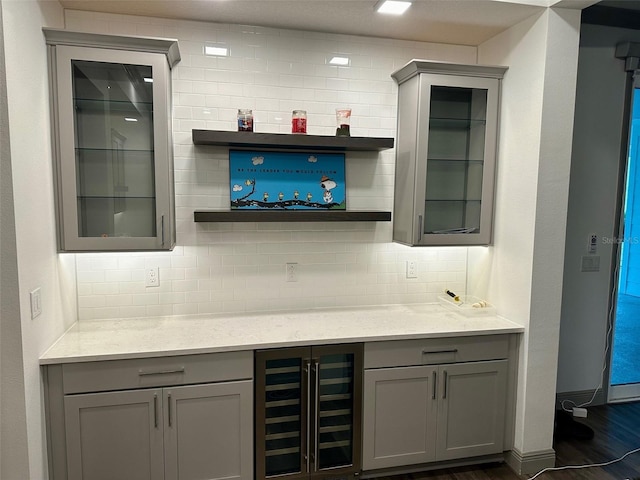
left=292, top=110, right=307, bottom=134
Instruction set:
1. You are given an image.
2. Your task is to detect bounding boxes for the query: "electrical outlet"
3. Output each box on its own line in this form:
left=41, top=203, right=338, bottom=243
left=146, top=267, right=160, bottom=287
left=286, top=263, right=298, bottom=282
left=406, top=260, right=418, bottom=278
left=30, top=287, right=42, bottom=319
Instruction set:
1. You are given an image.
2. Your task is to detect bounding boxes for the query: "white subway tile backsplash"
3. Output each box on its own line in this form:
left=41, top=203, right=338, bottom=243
left=65, top=10, right=476, bottom=321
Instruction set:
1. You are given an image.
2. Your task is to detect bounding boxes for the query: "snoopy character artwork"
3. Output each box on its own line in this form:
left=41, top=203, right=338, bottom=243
left=229, top=150, right=346, bottom=210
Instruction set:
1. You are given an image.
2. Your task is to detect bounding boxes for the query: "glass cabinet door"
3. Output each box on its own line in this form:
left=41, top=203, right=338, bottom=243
left=424, top=86, right=487, bottom=235
left=52, top=44, right=174, bottom=251
left=255, top=345, right=362, bottom=480
left=416, top=75, right=499, bottom=245
left=391, top=61, right=505, bottom=247
left=264, top=355, right=306, bottom=477
left=73, top=59, right=156, bottom=239
left=256, top=347, right=309, bottom=480
left=315, top=351, right=357, bottom=471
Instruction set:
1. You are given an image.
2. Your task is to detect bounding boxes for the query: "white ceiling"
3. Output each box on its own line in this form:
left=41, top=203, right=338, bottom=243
left=56, top=0, right=599, bottom=46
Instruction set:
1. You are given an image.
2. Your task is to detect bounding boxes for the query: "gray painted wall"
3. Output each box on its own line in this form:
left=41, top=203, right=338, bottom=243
left=557, top=22, right=640, bottom=402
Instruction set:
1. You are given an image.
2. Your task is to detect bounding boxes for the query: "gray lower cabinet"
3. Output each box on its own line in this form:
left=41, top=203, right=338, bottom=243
left=362, top=336, right=511, bottom=472
left=64, top=388, right=164, bottom=480
left=44, top=351, right=253, bottom=480
left=363, top=365, right=437, bottom=467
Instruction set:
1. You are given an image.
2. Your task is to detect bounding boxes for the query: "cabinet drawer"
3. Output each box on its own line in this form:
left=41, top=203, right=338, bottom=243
left=364, top=335, right=509, bottom=369
left=62, top=351, right=253, bottom=394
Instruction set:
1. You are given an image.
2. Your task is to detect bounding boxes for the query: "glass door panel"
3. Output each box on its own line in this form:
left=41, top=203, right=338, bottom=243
left=256, top=345, right=361, bottom=480
left=610, top=82, right=640, bottom=402
left=264, top=357, right=304, bottom=476
left=316, top=353, right=355, bottom=470
left=424, top=86, right=488, bottom=235
left=72, top=60, right=156, bottom=238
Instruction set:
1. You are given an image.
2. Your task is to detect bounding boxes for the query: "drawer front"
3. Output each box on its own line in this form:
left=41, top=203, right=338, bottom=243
left=62, top=351, right=253, bottom=394
left=364, top=335, right=509, bottom=369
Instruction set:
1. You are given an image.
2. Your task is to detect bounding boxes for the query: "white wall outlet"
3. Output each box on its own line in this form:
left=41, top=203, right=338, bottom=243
left=30, top=287, right=42, bottom=319
left=146, top=267, right=160, bottom=287
left=406, top=260, right=418, bottom=279
left=286, top=263, right=298, bottom=282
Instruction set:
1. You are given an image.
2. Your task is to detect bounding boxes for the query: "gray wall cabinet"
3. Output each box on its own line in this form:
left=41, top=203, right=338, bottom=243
left=391, top=60, right=507, bottom=246
left=43, top=351, right=253, bottom=480
left=362, top=336, right=512, bottom=472
left=43, top=29, right=179, bottom=251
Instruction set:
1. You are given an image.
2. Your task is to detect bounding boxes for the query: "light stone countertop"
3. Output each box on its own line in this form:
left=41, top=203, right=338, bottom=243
left=40, top=303, right=524, bottom=365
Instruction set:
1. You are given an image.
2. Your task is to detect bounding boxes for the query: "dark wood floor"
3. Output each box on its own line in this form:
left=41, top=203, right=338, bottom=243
left=375, top=401, right=640, bottom=479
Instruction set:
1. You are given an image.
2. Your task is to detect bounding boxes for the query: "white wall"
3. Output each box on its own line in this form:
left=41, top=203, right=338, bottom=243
left=478, top=6, right=581, bottom=468
left=0, top=3, right=30, bottom=478
left=1, top=1, right=76, bottom=478
left=557, top=23, right=640, bottom=399
left=64, top=10, right=480, bottom=321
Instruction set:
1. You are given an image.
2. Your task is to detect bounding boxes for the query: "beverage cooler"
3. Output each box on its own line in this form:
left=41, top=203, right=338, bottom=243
left=255, top=344, right=363, bottom=480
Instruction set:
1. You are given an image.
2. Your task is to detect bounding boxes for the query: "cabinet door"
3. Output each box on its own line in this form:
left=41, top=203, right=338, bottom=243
left=54, top=45, right=173, bottom=251
left=64, top=389, right=164, bottom=480
left=164, top=381, right=253, bottom=480
left=255, top=347, right=310, bottom=480
left=362, top=365, right=438, bottom=470
left=255, top=344, right=363, bottom=480
left=311, top=344, right=363, bottom=478
left=436, top=360, right=508, bottom=461
left=415, top=74, right=500, bottom=245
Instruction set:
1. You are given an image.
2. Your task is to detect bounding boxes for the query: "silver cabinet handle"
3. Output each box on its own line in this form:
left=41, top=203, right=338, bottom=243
left=418, top=215, right=423, bottom=242
left=421, top=349, right=458, bottom=355
left=161, top=215, right=165, bottom=247
left=153, top=393, right=158, bottom=428
left=432, top=371, right=437, bottom=400
left=138, top=367, right=185, bottom=376
left=168, top=392, right=173, bottom=427
left=304, top=360, right=311, bottom=473
left=442, top=370, right=448, bottom=399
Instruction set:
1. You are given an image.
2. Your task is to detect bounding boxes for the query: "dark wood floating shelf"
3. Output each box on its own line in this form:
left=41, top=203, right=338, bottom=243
left=192, top=130, right=394, bottom=151
left=194, top=210, right=392, bottom=222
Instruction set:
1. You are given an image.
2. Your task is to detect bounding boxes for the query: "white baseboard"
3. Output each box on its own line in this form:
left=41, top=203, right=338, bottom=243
left=504, top=448, right=556, bottom=475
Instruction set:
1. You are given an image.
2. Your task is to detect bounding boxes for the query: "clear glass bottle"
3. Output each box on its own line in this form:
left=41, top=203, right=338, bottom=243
left=292, top=110, right=307, bottom=134
left=237, top=109, right=254, bottom=132
left=335, top=108, right=351, bottom=136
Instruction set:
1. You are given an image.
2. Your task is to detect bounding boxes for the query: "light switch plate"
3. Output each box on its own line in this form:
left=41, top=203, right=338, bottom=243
left=30, top=287, right=42, bottom=319
left=581, top=255, right=600, bottom=272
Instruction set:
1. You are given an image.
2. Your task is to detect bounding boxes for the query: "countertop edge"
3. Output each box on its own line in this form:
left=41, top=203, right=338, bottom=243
left=39, top=323, right=524, bottom=365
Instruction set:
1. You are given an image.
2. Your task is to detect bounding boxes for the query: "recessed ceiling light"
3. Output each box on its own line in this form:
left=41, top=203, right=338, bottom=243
left=204, top=45, right=229, bottom=56
left=329, top=56, right=350, bottom=66
left=375, top=0, right=411, bottom=15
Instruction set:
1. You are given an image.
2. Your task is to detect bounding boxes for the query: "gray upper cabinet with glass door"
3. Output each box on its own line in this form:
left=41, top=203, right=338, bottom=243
left=43, top=29, right=180, bottom=251
left=391, top=60, right=507, bottom=246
